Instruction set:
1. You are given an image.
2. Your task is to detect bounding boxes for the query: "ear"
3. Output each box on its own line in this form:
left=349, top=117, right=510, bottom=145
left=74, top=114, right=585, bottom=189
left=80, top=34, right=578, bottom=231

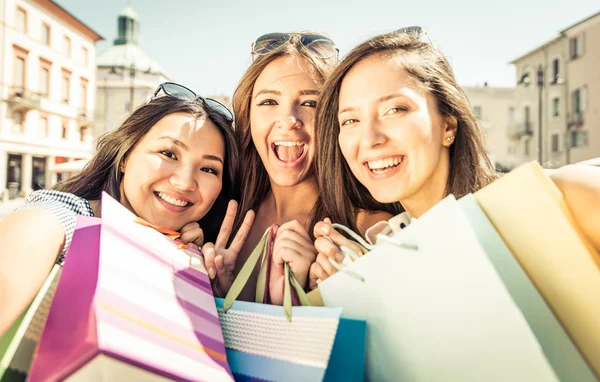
left=442, top=115, right=458, bottom=147
left=120, top=158, right=127, bottom=173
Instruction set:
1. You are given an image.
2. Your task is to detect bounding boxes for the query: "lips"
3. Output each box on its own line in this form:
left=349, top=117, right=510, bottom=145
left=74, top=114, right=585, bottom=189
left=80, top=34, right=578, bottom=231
left=365, top=156, right=404, bottom=174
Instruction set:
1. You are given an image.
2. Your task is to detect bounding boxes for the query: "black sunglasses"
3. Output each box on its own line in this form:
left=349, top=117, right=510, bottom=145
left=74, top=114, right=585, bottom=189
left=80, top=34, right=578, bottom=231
left=152, top=82, right=233, bottom=122
left=251, top=32, right=338, bottom=61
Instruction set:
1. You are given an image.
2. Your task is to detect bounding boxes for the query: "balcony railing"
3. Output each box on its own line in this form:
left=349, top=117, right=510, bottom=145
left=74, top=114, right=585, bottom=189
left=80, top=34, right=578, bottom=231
left=568, top=112, right=584, bottom=128
left=6, top=86, right=42, bottom=110
left=507, top=121, right=534, bottom=138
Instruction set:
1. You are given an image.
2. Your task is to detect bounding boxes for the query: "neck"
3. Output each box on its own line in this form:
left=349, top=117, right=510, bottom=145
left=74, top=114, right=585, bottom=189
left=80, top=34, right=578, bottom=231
left=261, top=175, right=319, bottom=225
left=400, top=152, right=451, bottom=219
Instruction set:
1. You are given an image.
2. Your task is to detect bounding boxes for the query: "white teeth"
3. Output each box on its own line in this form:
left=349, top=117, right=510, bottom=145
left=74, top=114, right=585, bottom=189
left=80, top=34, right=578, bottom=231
left=273, top=141, right=304, bottom=147
left=367, top=157, right=402, bottom=171
left=157, top=192, right=189, bottom=207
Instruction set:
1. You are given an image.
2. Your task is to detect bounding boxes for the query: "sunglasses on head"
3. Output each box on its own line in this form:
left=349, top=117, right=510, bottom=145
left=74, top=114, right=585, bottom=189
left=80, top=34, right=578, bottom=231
left=251, top=32, right=339, bottom=61
left=151, top=82, right=234, bottom=122
left=393, top=26, right=433, bottom=45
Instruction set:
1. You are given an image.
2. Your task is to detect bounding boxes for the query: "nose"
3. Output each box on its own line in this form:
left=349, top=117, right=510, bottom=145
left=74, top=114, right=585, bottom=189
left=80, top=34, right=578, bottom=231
left=169, top=165, right=197, bottom=193
left=276, top=106, right=303, bottom=130
left=360, top=117, right=387, bottom=149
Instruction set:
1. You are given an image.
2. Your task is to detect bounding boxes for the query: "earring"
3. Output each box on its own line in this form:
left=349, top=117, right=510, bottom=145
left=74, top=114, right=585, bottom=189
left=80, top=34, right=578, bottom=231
left=446, top=136, right=455, bottom=143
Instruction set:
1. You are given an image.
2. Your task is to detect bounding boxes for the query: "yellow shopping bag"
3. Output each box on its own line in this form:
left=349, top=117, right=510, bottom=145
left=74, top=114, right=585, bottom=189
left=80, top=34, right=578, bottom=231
left=475, top=161, right=600, bottom=378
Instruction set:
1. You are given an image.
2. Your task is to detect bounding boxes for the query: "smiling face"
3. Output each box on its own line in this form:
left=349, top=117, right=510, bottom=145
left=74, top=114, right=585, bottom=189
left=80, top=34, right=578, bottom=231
left=337, top=54, right=456, bottom=205
left=249, top=55, right=320, bottom=187
left=119, top=112, right=225, bottom=231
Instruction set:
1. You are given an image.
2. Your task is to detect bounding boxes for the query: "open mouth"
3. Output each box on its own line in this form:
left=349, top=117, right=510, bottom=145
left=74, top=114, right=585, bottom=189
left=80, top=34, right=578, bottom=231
left=365, top=156, right=404, bottom=174
left=272, top=141, right=306, bottom=164
left=155, top=192, right=191, bottom=208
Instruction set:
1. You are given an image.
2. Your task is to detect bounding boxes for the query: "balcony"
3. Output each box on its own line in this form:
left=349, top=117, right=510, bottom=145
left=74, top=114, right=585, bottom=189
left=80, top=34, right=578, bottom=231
left=507, top=121, right=534, bottom=139
left=6, top=87, right=41, bottom=111
left=568, top=112, right=584, bottom=129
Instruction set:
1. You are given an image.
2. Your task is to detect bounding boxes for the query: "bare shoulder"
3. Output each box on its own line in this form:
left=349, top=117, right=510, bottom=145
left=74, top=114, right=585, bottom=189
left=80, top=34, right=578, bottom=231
left=355, top=209, right=394, bottom=236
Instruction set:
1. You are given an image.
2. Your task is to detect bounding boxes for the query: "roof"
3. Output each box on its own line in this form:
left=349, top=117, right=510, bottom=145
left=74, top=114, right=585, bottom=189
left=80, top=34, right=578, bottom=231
left=34, top=0, right=103, bottom=42
left=509, top=35, right=564, bottom=64
left=119, top=5, right=139, bottom=21
left=96, top=44, right=170, bottom=78
left=561, top=10, right=600, bottom=33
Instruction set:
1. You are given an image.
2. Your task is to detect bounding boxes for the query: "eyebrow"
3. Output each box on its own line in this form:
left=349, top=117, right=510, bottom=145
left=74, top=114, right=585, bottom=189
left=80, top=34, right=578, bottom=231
left=254, top=89, right=320, bottom=98
left=338, top=93, right=408, bottom=115
left=157, top=136, right=224, bottom=164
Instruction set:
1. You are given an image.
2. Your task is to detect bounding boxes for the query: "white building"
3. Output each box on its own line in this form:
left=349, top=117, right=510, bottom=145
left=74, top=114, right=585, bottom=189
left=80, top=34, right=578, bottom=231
left=462, top=85, right=516, bottom=170
left=0, top=0, right=102, bottom=199
left=94, top=6, right=170, bottom=138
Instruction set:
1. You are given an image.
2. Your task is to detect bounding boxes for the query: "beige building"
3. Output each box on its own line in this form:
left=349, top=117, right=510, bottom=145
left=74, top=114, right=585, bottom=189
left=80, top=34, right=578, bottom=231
left=94, top=6, right=170, bottom=138
left=0, top=0, right=102, bottom=199
left=510, top=10, right=599, bottom=168
left=463, top=85, right=516, bottom=170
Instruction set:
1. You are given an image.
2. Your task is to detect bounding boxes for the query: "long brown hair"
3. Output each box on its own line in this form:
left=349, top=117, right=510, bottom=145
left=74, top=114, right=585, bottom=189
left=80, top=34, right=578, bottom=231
left=315, top=30, right=497, bottom=231
left=231, top=33, right=337, bottom=237
left=55, top=95, right=238, bottom=242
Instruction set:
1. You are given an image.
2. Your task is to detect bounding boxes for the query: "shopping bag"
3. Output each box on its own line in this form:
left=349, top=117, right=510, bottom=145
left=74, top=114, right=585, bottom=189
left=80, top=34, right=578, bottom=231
left=459, top=193, right=597, bottom=381
left=317, top=195, right=558, bottom=381
left=0, top=265, right=61, bottom=382
left=218, top=226, right=343, bottom=382
left=474, top=161, right=600, bottom=378
left=27, top=192, right=233, bottom=381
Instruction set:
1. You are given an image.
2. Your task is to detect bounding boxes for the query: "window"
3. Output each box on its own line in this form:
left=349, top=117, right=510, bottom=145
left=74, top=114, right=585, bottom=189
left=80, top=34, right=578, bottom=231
left=39, top=58, right=51, bottom=97
left=552, top=59, right=560, bottom=83
left=41, top=23, right=51, bottom=45
left=552, top=97, right=560, bottom=117
left=61, top=121, right=68, bottom=139
left=508, top=107, right=515, bottom=124
left=473, top=106, right=482, bottom=119
left=81, top=47, right=89, bottom=66
left=16, top=7, right=27, bottom=33
left=63, top=35, right=71, bottom=57
left=571, top=130, right=588, bottom=148
left=80, top=126, right=88, bottom=142
left=524, top=139, right=530, bottom=156
left=80, top=78, right=88, bottom=112
left=570, top=35, right=583, bottom=60
left=552, top=134, right=560, bottom=152
left=14, top=56, right=25, bottom=93
left=572, top=87, right=588, bottom=114
left=39, top=116, right=48, bottom=138
left=61, top=70, right=70, bottom=103
left=12, top=111, right=24, bottom=134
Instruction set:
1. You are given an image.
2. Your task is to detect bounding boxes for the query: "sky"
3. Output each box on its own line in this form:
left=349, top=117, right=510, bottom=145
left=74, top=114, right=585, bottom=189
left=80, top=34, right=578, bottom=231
left=56, top=0, right=599, bottom=97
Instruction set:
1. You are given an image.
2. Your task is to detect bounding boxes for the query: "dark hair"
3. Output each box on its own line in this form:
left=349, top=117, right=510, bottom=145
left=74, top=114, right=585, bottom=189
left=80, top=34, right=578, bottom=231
left=54, top=95, right=238, bottom=242
left=231, top=33, right=337, bottom=237
left=314, top=30, right=497, bottom=231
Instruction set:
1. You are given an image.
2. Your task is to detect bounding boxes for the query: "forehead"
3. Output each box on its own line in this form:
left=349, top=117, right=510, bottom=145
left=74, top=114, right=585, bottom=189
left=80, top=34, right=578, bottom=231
left=340, top=54, right=427, bottom=102
left=253, top=55, right=318, bottom=93
left=144, top=113, right=225, bottom=152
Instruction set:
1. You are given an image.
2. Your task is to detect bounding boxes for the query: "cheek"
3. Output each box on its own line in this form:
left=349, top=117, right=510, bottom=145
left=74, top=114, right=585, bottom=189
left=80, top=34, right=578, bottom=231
left=338, top=132, right=359, bottom=164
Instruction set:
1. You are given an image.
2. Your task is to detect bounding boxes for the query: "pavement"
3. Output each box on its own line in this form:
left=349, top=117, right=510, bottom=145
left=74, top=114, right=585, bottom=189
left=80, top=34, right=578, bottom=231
left=0, top=197, right=26, bottom=219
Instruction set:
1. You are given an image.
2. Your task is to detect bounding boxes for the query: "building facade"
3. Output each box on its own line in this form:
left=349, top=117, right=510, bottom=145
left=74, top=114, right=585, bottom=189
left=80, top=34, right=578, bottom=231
left=463, top=85, right=516, bottom=170
left=510, top=10, right=599, bottom=168
left=94, top=6, right=170, bottom=138
left=0, top=0, right=102, bottom=199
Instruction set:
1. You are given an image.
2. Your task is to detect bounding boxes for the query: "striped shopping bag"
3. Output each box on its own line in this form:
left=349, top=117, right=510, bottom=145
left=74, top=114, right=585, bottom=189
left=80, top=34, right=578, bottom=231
left=27, top=193, right=233, bottom=382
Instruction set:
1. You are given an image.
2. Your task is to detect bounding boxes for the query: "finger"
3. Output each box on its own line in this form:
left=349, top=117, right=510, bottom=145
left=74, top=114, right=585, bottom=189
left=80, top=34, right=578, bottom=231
left=179, top=221, right=199, bottom=234
left=273, top=239, right=316, bottom=266
left=318, top=225, right=363, bottom=257
left=309, top=262, right=326, bottom=290
left=201, top=242, right=217, bottom=279
left=324, top=217, right=332, bottom=224
left=314, top=237, right=345, bottom=263
left=186, top=243, right=199, bottom=252
left=180, top=226, right=204, bottom=246
left=274, top=247, right=314, bottom=288
left=316, top=252, right=339, bottom=277
left=215, top=200, right=238, bottom=249
left=228, top=209, right=255, bottom=254
left=314, top=220, right=332, bottom=238
left=273, top=229, right=314, bottom=256
left=278, top=220, right=311, bottom=243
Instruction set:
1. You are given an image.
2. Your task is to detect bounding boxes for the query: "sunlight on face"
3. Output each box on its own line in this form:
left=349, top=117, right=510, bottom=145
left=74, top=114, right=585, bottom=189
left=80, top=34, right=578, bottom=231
left=337, top=54, right=451, bottom=204
left=250, top=55, right=320, bottom=188
left=120, top=113, right=225, bottom=231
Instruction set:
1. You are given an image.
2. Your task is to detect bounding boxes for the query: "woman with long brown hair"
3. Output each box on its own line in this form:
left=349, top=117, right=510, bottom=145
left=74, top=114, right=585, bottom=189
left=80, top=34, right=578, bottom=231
left=203, top=32, right=391, bottom=304
left=0, top=83, right=251, bottom=335
left=309, top=27, right=600, bottom=286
